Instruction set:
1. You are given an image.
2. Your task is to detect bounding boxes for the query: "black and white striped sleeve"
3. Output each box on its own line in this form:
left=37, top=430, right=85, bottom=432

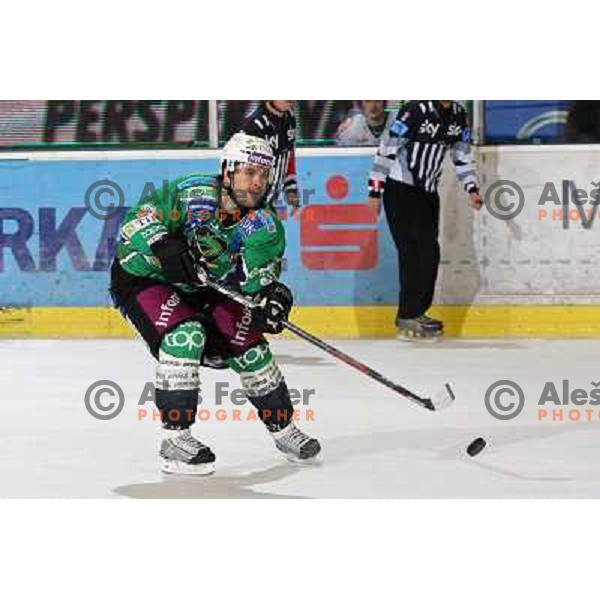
left=239, top=115, right=266, bottom=138
left=450, top=117, right=479, bottom=194
left=367, top=104, right=417, bottom=199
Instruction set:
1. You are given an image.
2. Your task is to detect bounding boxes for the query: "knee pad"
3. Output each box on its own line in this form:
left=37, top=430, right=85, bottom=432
left=227, top=342, right=283, bottom=397
left=227, top=343, right=277, bottom=387
left=155, top=320, right=205, bottom=429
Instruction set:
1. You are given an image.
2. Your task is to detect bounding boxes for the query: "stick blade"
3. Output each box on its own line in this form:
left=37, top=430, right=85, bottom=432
left=429, top=382, right=456, bottom=411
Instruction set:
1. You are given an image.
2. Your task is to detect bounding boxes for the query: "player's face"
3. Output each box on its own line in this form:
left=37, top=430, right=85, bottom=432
left=362, top=101, right=385, bottom=121
left=230, top=163, right=270, bottom=208
left=270, top=100, right=293, bottom=113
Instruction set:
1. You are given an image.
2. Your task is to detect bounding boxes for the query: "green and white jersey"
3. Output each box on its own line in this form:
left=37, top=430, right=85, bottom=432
left=115, top=173, right=286, bottom=295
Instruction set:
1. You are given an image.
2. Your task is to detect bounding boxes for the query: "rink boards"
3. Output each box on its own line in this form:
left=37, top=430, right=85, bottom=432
left=1, top=146, right=600, bottom=337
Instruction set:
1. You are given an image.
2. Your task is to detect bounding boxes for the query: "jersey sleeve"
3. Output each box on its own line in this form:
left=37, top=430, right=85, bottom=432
left=283, top=148, right=298, bottom=193
left=119, top=176, right=189, bottom=258
left=284, top=114, right=298, bottom=191
left=450, top=108, right=480, bottom=194
left=368, top=101, right=421, bottom=199
left=239, top=107, right=267, bottom=138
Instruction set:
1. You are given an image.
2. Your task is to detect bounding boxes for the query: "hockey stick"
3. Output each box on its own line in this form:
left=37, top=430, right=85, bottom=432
left=206, top=279, right=455, bottom=411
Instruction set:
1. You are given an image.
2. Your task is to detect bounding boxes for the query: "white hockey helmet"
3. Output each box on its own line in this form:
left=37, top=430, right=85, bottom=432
left=220, top=132, right=275, bottom=179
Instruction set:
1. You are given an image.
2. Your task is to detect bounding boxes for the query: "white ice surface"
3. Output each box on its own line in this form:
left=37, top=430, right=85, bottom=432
left=2, top=337, right=600, bottom=498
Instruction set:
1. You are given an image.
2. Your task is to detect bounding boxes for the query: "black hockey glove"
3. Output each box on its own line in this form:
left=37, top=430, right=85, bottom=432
left=251, top=282, right=293, bottom=334
left=150, top=234, right=205, bottom=285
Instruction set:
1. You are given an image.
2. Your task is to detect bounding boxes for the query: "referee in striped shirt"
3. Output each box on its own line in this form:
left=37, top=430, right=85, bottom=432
left=368, top=100, right=482, bottom=341
left=239, top=101, right=299, bottom=210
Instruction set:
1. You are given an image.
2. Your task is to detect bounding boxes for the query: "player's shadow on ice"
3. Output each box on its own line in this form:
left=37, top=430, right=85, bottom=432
left=112, top=462, right=316, bottom=499
left=112, top=422, right=600, bottom=499
left=272, top=354, right=331, bottom=367
left=406, top=339, right=525, bottom=350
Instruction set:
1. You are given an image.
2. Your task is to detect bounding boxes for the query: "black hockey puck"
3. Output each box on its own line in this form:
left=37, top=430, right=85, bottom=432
left=466, top=437, right=487, bottom=457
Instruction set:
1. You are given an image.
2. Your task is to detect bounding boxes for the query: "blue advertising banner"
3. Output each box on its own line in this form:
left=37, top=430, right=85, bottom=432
left=0, top=153, right=398, bottom=307
left=484, top=101, right=571, bottom=143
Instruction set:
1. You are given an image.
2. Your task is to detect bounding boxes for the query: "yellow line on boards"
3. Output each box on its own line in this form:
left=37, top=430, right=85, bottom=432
left=1, top=306, right=600, bottom=338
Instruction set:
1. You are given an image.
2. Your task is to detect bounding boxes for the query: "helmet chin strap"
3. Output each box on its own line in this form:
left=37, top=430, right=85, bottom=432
left=222, top=167, right=243, bottom=210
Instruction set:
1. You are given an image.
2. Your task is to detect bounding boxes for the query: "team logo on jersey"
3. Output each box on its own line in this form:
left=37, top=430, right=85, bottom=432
left=192, top=226, right=228, bottom=261
left=448, top=124, right=462, bottom=137
left=419, top=120, right=440, bottom=137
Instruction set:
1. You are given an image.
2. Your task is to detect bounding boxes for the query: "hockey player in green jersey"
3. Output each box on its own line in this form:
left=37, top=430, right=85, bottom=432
left=110, top=133, right=321, bottom=475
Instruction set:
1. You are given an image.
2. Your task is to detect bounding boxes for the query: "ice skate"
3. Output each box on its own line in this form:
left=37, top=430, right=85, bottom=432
left=397, top=315, right=443, bottom=342
left=159, top=428, right=216, bottom=475
left=271, top=421, right=321, bottom=462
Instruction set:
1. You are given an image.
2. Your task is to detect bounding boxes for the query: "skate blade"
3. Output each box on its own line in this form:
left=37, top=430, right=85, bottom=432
left=396, top=332, right=442, bottom=343
left=160, top=458, right=216, bottom=476
left=282, top=454, right=322, bottom=466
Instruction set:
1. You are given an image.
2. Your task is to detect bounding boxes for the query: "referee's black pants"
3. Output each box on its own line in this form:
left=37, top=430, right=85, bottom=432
left=382, top=180, right=440, bottom=323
